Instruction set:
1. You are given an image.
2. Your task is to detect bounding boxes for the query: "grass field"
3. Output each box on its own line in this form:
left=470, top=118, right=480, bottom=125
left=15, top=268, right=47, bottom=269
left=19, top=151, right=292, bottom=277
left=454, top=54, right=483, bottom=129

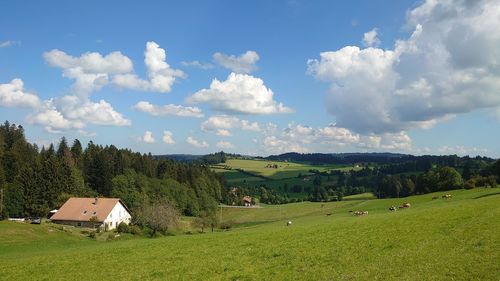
left=219, top=159, right=355, bottom=180
left=1, top=188, right=499, bottom=280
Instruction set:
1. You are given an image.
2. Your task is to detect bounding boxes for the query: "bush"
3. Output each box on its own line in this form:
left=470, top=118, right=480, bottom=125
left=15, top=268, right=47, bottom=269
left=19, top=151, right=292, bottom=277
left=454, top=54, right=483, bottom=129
left=464, top=179, right=475, bottom=190
left=219, top=220, right=234, bottom=231
left=88, top=231, right=97, bottom=239
left=129, top=225, right=142, bottom=235
left=117, top=222, right=129, bottom=233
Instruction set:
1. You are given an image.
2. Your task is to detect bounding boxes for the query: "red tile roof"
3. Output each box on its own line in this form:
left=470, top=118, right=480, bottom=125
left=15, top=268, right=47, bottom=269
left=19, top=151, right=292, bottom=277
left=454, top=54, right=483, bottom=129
left=50, top=197, right=128, bottom=222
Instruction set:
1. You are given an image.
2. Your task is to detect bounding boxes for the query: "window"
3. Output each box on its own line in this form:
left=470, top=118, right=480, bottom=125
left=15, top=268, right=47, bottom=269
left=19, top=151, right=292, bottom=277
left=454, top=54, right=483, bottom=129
left=77, top=222, right=82, bottom=227
left=83, top=210, right=87, bottom=215
left=93, top=211, right=97, bottom=215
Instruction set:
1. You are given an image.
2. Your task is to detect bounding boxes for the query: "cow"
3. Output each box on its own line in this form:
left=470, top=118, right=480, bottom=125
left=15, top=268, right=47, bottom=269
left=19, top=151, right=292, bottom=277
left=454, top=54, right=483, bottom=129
left=399, top=202, right=411, bottom=209
left=286, top=221, right=292, bottom=226
left=432, top=196, right=439, bottom=200
left=442, top=194, right=453, bottom=199
left=389, top=206, right=397, bottom=211
left=353, top=211, right=368, bottom=216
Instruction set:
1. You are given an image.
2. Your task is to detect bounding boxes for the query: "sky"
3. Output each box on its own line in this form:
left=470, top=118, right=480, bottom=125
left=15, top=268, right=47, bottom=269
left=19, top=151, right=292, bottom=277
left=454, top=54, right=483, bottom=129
left=1, top=0, right=499, bottom=157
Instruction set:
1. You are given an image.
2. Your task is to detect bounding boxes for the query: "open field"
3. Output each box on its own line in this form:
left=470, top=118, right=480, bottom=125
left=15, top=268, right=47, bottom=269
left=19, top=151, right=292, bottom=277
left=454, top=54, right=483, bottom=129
left=1, top=188, right=499, bottom=280
left=219, top=159, right=357, bottom=180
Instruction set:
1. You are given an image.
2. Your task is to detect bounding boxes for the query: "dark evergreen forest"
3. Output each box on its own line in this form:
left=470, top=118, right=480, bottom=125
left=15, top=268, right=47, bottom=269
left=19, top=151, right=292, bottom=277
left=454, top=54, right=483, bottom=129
left=0, top=121, right=223, bottom=219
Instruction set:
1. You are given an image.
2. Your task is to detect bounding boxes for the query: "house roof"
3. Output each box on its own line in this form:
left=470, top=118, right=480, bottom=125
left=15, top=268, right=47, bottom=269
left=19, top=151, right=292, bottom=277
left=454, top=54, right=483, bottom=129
left=50, top=197, right=129, bottom=222
left=243, top=196, right=252, bottom=203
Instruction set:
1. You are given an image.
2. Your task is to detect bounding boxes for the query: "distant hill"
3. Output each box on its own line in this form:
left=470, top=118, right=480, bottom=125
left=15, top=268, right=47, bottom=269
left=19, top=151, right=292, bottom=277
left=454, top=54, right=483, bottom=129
left=264, top=152, right=412, bottom=165
left=154, top=154, right=204, bottom=162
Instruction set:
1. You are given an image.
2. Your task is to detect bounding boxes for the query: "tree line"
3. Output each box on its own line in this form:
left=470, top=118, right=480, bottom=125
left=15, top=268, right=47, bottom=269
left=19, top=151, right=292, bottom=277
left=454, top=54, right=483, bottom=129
left=0, top=121, right=223, bottom=221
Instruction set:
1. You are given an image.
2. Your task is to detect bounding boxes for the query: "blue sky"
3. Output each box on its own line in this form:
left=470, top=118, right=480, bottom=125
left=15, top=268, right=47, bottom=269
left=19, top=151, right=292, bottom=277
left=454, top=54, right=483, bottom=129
left=1, top=0, right=499, bottom=157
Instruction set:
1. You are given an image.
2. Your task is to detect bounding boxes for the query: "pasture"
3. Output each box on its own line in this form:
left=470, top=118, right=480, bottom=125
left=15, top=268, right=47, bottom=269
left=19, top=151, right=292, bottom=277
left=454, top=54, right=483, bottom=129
left=219, top=158, right=354, bottom=179
left=1, top=188, right=499, bottom=280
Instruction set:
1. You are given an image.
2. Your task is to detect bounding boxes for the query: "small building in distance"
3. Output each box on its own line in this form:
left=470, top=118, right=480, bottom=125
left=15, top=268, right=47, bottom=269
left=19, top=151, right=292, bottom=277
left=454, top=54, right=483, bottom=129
left=50, top=197, right=131, bottom=230
left=243, top=196, right=253, bottom=207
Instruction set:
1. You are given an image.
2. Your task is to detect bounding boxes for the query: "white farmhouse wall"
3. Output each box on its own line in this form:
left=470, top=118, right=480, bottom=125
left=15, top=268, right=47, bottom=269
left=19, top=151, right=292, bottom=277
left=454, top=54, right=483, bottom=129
left=103, top=202, right=131, bottom=230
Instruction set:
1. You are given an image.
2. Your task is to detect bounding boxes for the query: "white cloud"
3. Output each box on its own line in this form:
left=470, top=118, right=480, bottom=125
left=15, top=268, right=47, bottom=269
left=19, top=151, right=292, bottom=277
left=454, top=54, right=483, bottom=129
left=362, top=28, right=380, bottom=47
left=0, top=40, right=21, bottom=48
left=216, top=129, right=232, bottom=137
left=186, top=136, right=209, bottom=148
left=181, top=60, right=214, bottom=69
left=113, top=41, right=185, bottom=93
left=0, top=79, right=40, bottom=108
left=213, top=50, right=259, bottom=74
left=142, top=131, right=155, bottom=143
left=308, top=0, right=500, bottom=134
left=27, top=96, right=131, bottom=133
left=187, top=73, right=292, bottom=115
left=27, top=102, right=85, bottom=133
left=201, top=115, right=260, bottom=134
left=260, top=123, right=412, bottom=154
left=263, top=136, right=308, bottom=154
left=133, top=101, right=203, bottom=118
left=44, top=49, right=133, bottom=97
left=438, top=145, right=488, bottom=156
left=162, top=131, right=175, bottom=144
left=216, top=141, right=234, bottom=149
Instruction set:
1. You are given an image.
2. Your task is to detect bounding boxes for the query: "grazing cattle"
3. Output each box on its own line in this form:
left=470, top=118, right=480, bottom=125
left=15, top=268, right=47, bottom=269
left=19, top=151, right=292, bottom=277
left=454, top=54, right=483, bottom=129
left=399, top=202, right=411, bottom=209
left=432, top=196, right=439, bottom=200
left=326, top=213, right=332, bottom=216
left=442, top=194, right=452, bottom=199
left=353, top=211, right=368, bottom=216
left=389, top=206, right=397, bottom=212
left=286, top=221, right=292, bottom=226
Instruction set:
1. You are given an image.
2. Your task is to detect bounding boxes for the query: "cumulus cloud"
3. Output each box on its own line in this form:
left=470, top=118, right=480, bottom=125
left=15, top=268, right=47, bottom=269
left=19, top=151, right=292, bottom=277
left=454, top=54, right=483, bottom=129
left=263, top=136, right=308, bottom=154
left=187, top=73, right=292, bottom=115
left=133, top=101, right=203, bottom=118
left=213, top=50, right=259, bottom=73
left=201, top=115, right=260, bottom=135
left=181, top=60, right=214, bottom=69
left=113, top=41, right=185, bottom=93
left=162, top=131, right=175, bottom=144
left=216, top=129, right=232, bottom=137
left=0, top=79, right=40, bottom=108
left=27, top=96, right=131, bottom=133
left=260, top=122, right=412, bottom=154
left=142, top=131, right=155, bottom=143
left=44, top=48, right=133, bottom=97
left=186, top=136, right=208, bottom=148
left=308, top=0, right=500, bottom=134
left=362, top=28, right=380, bottom=47
left=216, top=141, right=234, bottom=149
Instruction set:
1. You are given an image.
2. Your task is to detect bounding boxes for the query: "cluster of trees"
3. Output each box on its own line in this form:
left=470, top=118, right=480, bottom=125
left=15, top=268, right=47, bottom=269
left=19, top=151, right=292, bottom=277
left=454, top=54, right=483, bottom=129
left=0, top=121, right=223, bottom=223
left=376, top=165, right=499, bottom=198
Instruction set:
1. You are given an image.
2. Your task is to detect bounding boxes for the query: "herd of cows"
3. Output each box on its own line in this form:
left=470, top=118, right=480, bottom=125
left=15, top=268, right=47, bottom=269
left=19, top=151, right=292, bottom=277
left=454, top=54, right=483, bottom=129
left=351, top=194, right=454, bottom=216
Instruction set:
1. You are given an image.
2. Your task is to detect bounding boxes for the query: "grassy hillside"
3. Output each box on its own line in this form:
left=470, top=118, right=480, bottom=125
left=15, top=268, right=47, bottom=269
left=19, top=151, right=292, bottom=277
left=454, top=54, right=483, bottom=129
left=218, top=158, right=355, bottom=179
left=1, top=188, right=499, bottom=280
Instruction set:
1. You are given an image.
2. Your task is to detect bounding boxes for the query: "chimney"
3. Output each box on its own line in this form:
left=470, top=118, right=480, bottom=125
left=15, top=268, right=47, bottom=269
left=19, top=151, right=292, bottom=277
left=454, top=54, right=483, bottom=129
left=93, top=197, right=98, bottom=205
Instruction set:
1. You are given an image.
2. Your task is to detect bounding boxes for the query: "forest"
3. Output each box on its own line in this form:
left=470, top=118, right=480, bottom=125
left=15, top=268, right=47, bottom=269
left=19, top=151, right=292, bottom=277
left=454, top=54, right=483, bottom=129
left=0, top=121, right=223, bottom=221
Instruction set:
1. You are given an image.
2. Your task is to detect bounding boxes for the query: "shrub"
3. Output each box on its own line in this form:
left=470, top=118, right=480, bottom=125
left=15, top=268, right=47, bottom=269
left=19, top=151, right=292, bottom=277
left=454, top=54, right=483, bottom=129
left=117, top=222, right=129, bottom=233
left=128, top=225, right=142, bottom=235
left=464, top=179, right=475, bottom=190
left=219, top=220, right=234, bottom=231
left=88, top=231, right=96, bottom=239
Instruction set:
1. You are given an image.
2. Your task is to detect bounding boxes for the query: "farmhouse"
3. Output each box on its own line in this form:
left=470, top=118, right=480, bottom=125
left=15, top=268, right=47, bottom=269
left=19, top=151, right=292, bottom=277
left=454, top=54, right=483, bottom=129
left=243, top=196, right=253, bottom=207
left=50, top=197, right=131, bottom=230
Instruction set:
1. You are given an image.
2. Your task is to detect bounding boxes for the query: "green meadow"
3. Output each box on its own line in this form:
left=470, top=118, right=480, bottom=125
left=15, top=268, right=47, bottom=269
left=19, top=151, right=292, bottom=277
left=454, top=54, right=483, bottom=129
left=219, top=158, right=354, bottom=179
left=1, top=188, right=499, bottom=280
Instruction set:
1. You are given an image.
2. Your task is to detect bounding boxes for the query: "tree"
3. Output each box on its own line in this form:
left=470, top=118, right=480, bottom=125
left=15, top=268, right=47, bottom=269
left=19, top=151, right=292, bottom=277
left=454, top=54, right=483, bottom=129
left=436, top=167, right=463, bottom=191
left=135, top=198, right=179, bottom=237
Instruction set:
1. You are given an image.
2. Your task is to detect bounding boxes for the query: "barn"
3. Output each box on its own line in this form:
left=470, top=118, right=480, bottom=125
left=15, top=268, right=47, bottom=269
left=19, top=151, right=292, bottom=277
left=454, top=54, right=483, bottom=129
left=50, top=197, right=131, bottom=231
